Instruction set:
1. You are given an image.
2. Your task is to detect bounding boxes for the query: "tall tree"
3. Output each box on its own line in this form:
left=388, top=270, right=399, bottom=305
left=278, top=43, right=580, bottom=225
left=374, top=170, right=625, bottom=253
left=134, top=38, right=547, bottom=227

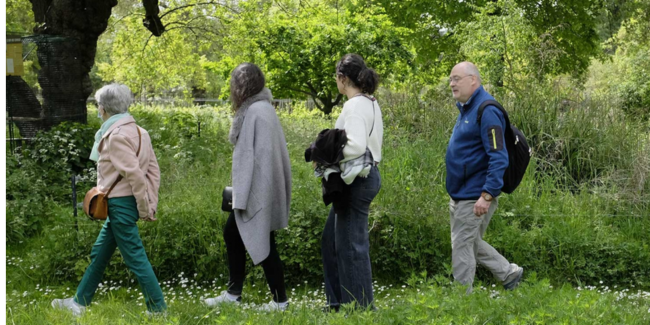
left=374, top=0, right=607, bottom=84
left=96, top=0, right=232, bottom=100
left=24, top=0, right=120, bottom=128
left=10, top=0, right=239, bottom=132
left=225, top=0, right=413, bottom=114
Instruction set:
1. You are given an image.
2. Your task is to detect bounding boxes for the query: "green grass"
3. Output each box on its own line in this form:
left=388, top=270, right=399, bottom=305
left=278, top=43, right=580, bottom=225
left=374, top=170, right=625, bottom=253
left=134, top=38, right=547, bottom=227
left=6, top=90, right=650, bottom=324
left=5, top=274, right=650, bottom=324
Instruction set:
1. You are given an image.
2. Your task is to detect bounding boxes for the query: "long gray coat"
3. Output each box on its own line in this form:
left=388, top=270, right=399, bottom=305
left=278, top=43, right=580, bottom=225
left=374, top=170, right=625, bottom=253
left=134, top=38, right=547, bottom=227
left=229, top=88, right=292, bottom=265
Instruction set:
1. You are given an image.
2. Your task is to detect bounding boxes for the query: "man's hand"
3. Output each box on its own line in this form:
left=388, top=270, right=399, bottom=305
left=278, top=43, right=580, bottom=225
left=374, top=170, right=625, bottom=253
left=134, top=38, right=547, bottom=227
left=473, top=197, right=491, bottom=217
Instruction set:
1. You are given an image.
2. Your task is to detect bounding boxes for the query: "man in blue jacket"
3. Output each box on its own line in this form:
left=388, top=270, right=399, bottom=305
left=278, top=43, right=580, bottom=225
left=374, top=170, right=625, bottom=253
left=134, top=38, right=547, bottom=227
left=446, top=62, right=523, bottom=293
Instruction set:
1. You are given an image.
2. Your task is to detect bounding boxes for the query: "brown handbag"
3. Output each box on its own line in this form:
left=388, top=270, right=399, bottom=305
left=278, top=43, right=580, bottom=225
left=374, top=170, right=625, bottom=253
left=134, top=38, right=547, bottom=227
left=83, top=126, right=141, bottom=220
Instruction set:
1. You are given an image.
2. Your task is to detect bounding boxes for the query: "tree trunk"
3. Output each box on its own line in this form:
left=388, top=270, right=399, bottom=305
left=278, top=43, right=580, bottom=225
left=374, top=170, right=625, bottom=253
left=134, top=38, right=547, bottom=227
left=315, top=94, right=343, bottom=115
left=26, top=0, right=117, bottom=129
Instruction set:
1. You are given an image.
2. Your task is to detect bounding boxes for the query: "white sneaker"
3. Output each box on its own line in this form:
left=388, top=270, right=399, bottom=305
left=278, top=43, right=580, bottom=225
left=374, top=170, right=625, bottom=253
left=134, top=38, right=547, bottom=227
left=258, top=300, right=289, bottom=312
left=51, top=298, right=86, bottom=316
left=203, top=290, right=242, bottom=307
left=145, top=310, right=168, bottom=318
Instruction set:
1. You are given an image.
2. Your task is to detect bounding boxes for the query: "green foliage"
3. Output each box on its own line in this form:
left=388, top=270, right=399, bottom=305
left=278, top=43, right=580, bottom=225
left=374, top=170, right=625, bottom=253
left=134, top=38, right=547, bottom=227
left=96, top=0, right=232, bottom=99
left=26, top=122, right=97, bottom=176
left=6, top=0, right=35, bottom=34
left=249, top=1, right=413, bottom=114
left=5, top=154, right=54, bottom=243
left=6, top=122, right=98, bottom=244
left=586, top=0, right=650, bottom=122
left=5, top=0, right=650, bottom=298
left=375, top=0, right=605, bottom=84
left=611, top=0, right=650, bottom=121
left=7, top=96, right=648, bottom=289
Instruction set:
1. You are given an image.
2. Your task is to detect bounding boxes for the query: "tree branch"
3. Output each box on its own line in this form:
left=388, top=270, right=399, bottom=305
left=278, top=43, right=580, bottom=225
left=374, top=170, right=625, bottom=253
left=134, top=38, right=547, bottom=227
left=286, top=87, right=314, bottom=97
left=305, top=81, right=319, bottom=96
left=332, top=94, right=343, bottom=106
left=142, top=33, right=155, bottom=53
left=304, top=81, right=324, bottom=111
left=110, top=12, right=144, bottom=31
left=312, top=98, right=323, bottom=111
left=165, top=25, right=225, bottom=38
left=160, top=1, right=239, bottom=19
left=142, top=0, right=164, bottom=36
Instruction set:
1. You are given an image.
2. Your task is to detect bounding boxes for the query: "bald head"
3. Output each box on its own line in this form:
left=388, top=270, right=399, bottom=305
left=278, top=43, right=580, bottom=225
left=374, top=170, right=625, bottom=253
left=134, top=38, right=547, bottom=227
left=449, top=61, right=482, bottom=103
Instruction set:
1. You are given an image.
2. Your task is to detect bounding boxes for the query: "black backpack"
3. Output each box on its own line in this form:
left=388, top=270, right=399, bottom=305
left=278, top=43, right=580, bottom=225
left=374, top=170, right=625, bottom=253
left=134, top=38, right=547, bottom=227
left=477, top=100, right=531, bottom=194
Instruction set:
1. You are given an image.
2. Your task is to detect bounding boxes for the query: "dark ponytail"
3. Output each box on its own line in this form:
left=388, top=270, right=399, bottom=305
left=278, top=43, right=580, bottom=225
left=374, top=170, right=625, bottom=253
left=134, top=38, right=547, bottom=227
left=336, top=54, right=380, bottom=95
left=357, top=68, right=379, bottom=94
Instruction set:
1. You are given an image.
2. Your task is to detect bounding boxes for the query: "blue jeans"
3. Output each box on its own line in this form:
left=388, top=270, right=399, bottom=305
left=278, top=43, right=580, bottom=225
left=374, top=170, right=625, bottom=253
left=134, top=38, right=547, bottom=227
left=321, top=166, right=381, bottom=309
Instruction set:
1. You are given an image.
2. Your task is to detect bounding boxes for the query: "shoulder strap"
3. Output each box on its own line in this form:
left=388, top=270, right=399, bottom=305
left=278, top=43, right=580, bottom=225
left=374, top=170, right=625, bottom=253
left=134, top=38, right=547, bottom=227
left=105, top=126, right=142, bottom=197
left=369, top=100, right=375, bottom=137
left=477, top=99, right=510, bottom=126
left=353, top=93, right=376, bottom=137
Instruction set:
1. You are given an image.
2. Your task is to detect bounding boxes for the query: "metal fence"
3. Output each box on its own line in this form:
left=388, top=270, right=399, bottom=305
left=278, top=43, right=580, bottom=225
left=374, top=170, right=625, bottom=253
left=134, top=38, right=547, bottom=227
left=125, top=97, right=322, bottom=111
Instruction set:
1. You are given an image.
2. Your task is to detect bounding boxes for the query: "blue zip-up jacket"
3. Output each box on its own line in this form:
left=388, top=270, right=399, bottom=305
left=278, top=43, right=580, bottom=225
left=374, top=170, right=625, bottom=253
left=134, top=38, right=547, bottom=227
left=445, top=86, right=509, bottom=200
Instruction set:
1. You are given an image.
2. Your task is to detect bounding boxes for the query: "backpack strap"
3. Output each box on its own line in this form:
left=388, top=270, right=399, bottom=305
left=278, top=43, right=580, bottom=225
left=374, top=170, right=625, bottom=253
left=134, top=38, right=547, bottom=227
left=477, top=100, right=511, bottom=127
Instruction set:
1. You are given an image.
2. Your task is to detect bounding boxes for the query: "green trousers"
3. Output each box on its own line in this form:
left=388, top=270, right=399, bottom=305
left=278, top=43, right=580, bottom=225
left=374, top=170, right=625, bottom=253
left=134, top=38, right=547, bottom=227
left=75, top=196, right=166, bottom=312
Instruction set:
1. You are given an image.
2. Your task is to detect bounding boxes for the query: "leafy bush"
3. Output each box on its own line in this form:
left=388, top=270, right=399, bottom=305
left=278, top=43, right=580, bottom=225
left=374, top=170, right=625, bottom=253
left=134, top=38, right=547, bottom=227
left=6, top=122, right=97, bottom=244
left=8, top=101, right=650, bottom=289
left=5, top=155, right=54, bottom=243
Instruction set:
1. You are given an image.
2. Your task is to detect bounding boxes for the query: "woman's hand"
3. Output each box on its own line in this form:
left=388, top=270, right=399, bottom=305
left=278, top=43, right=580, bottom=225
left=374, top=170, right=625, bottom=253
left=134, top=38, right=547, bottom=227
left=141, top=209, right=158, bottom=222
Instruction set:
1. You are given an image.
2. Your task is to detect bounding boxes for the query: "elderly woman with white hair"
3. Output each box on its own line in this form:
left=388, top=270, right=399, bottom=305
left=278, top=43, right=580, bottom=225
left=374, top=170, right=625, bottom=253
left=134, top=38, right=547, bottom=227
left=52, top=83, right=166, bottom=316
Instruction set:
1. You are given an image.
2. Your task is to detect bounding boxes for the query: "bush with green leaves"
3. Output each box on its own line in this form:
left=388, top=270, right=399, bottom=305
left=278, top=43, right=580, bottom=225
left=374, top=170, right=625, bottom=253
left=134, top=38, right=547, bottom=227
left=6, top=122, right=98, bottom=244
left=8, top=91, right=648, bottom=290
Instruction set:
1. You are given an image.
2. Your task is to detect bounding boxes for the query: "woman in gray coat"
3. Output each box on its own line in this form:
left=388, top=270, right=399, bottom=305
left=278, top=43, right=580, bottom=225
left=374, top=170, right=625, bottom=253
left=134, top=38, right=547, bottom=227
left=203, top=63, right=292, bottom=311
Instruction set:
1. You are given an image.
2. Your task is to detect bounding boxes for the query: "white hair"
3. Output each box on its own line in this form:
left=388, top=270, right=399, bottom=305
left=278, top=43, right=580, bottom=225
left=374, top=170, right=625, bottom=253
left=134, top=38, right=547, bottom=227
left=95, top=83, right=134, bottom=115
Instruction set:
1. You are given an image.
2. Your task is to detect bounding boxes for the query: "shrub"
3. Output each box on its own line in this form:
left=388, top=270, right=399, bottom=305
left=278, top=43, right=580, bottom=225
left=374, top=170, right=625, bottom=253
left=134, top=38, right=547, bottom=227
left=8, top=101, right=650, bottom=289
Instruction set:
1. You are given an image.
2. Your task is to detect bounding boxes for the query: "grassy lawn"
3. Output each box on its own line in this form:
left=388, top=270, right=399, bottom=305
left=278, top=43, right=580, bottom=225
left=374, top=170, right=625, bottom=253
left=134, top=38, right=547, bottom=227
left=6, top=272, right=650, bottom=324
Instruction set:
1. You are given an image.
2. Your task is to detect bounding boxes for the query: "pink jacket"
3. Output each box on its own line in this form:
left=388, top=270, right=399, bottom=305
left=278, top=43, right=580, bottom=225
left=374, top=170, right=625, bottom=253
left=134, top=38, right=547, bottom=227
left=97, top=116, right=160, bottom=219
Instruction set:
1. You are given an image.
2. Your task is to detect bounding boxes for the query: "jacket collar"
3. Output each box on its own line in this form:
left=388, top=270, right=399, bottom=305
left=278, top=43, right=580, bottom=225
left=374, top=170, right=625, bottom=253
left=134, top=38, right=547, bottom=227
left=456, top=85, right=484, bottom=112
left=102, top=115, right=136, bottom=138
left=229, top=88, right=273, bottom=145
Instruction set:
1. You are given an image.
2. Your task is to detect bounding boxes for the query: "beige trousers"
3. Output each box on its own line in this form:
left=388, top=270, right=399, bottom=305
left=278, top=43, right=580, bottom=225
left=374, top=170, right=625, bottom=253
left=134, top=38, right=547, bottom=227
left=449, top=198, right=513, bottom=293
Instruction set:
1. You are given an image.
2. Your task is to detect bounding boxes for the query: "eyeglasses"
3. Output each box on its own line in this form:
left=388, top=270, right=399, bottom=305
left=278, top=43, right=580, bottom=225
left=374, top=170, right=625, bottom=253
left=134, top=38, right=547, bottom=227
left=448, top=75, right=473, bottom=84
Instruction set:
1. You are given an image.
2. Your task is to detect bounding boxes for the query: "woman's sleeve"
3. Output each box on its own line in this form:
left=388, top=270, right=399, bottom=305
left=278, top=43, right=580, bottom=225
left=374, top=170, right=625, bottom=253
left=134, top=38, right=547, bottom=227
left=145, top=144, right=160, bottom=215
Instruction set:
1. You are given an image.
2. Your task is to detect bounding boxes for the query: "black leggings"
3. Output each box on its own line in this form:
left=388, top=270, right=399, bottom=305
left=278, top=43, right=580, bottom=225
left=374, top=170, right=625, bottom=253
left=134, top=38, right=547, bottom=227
left=223, top=212, right=287, bottom=302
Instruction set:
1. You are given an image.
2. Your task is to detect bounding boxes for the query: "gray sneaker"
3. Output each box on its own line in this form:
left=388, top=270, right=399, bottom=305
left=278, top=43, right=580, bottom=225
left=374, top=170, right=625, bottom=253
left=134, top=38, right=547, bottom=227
left=51, top=298, right=86, bottom=316
left=258, top=300, right=289, bottom=312
left=503, top=264, right=524, bottom=290
left=203, top=290, right=242, bottom=308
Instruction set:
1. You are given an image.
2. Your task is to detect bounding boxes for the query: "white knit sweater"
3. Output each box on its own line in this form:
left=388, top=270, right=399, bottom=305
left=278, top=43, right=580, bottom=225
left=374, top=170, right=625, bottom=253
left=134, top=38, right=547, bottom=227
left=335, top=96, right=383, bottom=163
